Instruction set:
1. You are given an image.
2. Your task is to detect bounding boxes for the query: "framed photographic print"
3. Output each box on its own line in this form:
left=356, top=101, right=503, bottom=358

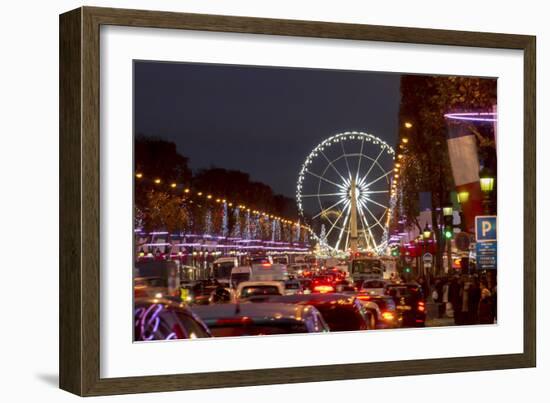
left=59, top=6, right=536, bottom=396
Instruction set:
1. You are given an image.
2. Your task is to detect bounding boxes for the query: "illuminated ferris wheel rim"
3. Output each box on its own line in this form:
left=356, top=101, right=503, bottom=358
left=296, top=131, right=396, bottom=254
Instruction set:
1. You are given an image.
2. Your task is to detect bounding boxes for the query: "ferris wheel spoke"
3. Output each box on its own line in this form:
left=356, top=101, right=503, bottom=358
left=363, top=169, right=393, bottom=188
left=334, top=209, right=351, bottom=251
left=340, top=140, right=353, bottom=179
left=319, top=150, right=348, bottom=183
left=358, top=148, right=385, bottom=185
left=363, top=196, right=389, bottom=210
left=365, top=190, right=389, bottom=194
left=357, top=206, right=379, bottom=251
left=356, top=203, right=372, bottom=250
left=355, top=138, right=365, bottom=182
left=344, top=226, right=351, bottom=252
left=305, top=169, right=344, bottom=189
left=312, top=198, right=346, bottom=220
left=326, top=201, right=350, bottom=239
left=359, top=199, right=386, bottom=230
left=300, top=192, right=346, bottom=198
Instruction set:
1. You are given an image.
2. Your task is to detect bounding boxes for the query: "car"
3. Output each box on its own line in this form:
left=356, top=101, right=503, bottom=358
left=266, top=293, right=374, bottom=332
left=190, top=303, right=329, bottom=337
left=333, top=279, right=357, bottom=294
left=134, top=276, right=169, bottom=299
left=235, top=281, right=285, bottom=301
left=360, top=279, right=390, bottom=296
left=134, top=297, right=212, bottom=341
left=356, top=294, right=401, bottom=329
left=310, top=275, right=335, bottom=293
left=385, top=283, right=426, bottom=327
left=283, top=279, right=303, bottom=295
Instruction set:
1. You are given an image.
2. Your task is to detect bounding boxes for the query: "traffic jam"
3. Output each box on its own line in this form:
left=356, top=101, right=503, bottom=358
left=134, top=253, right=427, bottom=341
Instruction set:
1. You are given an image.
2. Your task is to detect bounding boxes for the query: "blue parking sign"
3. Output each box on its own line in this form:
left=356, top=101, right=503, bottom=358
left=475, top=216, right=497, bottom=242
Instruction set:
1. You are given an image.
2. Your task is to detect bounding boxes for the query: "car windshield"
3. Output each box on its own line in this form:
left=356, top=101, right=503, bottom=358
left=213, top=263, right=233, bottom=278
left=250, top=257, right=270, bottom=264
left=371, top=298, right=396, bottom=311
left=315, top=304, right=367, bottom=332
left=351, top=259, right=381, bottom=273
left=240, top=286, right=281, bottom=298
left=387, top=285, right=422, bottom=298
left=363, top=280, right=385, bottom=288
left=230, top=273, right=250, bottom=288
left=135, top=277, right=167, bottom=288
left=285, top=282, right=300, bottom=290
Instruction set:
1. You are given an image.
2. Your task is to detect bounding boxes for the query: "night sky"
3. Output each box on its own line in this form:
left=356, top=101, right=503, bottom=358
left=134, top=61, right=401, bottom=199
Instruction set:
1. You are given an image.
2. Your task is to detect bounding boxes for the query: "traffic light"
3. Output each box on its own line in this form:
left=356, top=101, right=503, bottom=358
left=443, top=209, right=454, bottom=240
left=404, top=266, right=411, bottom=273
left=391, top=246, right=400, bottom=257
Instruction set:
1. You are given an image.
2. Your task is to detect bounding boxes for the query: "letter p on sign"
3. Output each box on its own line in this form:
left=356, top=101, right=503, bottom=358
left=482, top=221, right=492, bottom=236
left=476, top=216, right=497, bottom=242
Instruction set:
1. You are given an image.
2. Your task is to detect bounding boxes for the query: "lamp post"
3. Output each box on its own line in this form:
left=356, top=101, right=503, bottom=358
left=443, top=205, right=454, bottom=275
left=480, top=167, right=495, bottom=215
left=422, top=223, right=431, bottom=278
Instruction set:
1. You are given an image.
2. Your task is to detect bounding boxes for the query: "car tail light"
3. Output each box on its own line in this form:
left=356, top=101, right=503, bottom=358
left=381, top=311, right=395, bottom=321
left=357, top=294, right=370, bottom=301
left=313, top=285, right=334, bottom=293
left=261, top=263, right=272, bottom=268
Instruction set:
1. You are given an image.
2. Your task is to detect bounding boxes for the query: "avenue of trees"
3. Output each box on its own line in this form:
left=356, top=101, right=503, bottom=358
left=134, top=136, right=303, bottom=240
left=396, top=75, right=497, bottom=273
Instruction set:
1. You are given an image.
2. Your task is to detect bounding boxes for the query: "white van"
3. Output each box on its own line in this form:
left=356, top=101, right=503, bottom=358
left=230, top=262, right=288, bottom=288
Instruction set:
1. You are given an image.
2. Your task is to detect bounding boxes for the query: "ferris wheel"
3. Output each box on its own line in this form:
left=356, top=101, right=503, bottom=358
left=296, top=131, right=396, bottom=254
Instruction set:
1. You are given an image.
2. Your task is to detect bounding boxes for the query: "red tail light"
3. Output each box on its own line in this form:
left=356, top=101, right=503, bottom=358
left=261, top=263, right=272, bottom=268
left=313, top=285, right=334, bottom=293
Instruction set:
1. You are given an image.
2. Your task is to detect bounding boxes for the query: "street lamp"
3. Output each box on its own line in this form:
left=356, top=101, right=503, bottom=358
left=457, top=191, right=469, bottom=204
left=443, top=205, right=454, bottom=274
left=480, top=167, right=495, bottom=214
left=423, top=223, right=432, bottom=240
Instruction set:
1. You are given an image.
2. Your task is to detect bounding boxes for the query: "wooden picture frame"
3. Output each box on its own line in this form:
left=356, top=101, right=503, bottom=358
left=59, top=6, right=536, bottom=396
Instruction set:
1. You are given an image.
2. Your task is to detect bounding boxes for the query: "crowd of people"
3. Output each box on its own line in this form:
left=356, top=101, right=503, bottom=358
left=418, top=273, right=497, bottom=325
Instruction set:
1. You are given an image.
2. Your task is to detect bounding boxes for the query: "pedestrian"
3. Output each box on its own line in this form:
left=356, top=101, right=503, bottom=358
left=460, top=279, right=470, bottom=325
left=478, top=281, right=494, bottom=324
left=418, top=276, right=429, bottom=301
left=449, top=276, right=461, bottom=324
left=467, top=277, right=481, bottom=324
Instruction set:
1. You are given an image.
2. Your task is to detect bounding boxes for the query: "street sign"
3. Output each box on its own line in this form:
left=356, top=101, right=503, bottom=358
left=422, top=253, right=433, bottom=264
left=475, top=215, right=497, bottom=242
left=476, top=241, right=497, bottom=270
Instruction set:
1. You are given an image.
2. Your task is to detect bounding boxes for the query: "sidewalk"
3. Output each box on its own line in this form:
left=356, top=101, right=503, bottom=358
left=425, top=302, right=456, bottom=327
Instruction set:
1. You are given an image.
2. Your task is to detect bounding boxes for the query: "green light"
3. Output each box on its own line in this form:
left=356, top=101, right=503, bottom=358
left=444, top=229, right=453, bottom=239
left=404, top=267, right=411, bottom=273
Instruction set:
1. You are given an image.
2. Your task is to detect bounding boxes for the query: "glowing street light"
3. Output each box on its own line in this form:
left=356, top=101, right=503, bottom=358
left=423, top=223, right=432, bottom=240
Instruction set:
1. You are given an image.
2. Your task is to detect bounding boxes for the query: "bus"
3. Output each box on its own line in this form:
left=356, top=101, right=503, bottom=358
left=212, top=257, right=238, bottom=285
left=349, top=256, right=384, bottom=284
